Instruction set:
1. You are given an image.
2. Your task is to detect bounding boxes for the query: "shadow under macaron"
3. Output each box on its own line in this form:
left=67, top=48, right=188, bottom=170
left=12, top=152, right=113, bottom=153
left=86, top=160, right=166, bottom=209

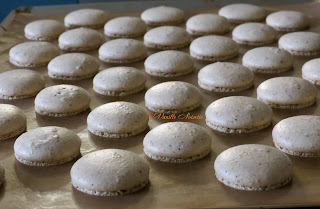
left=0, top=97, right=35, bottom=111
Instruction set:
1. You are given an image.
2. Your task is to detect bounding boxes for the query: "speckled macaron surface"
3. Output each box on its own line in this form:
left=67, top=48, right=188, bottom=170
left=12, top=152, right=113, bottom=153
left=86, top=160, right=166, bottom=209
left=278, top=32, right=320, bottom=56
left=71, top=149, right=149, bottom=196
left=14, top=126, right=81, bottom=166
left=186, top=14, right=230, bottom=36
left=35, top=84, right=91, bottom=117
left=145, top=81, right=202, bottom=114
left=99, top=38, right=147, bottom=63
left=93, top=67, right=146, bottom=96
left=206, top=96, right=273, bottom=134
left=0, top=69, right=45, bottom=100
left=48, top=53, right=99, bottom=80
left=24, top=19, right=65, bottom=41
left=266, top=10, right=309, bottom=32
left=273, top=115, right=320, bottom=157
left=144, top=26, right=191, bottom=50
left=190, top=35, right=238, bottom=62
left=58, top=28, right=104, bottom=52
left=104, top=16, right=147, bottom=38
left=144, top=50, right=193, bottom=77
left=198, top=62, right=254, bottom=92
left=0, top=104, right=26, bottom=140
left=232, top=23, right=277, bottom=45
left=242, top=47, right=293, bottom=73
left=0, top=164, right=4, bottom=186
left=143, top=122, right=211, bottom=163
left=257, top=77, right=317, bottom=109
left=87, top=102, right=149, bottom=138
left=218, top=3, right=267, bottom=24
left=64, top=9, right=108, bottom=29
left=141, top=6, right=184, bottom=26
left=302, top=58, right=320, bottom=85
left=9, top=42, right=59, bottom=67
left=214, top=144, right=293, bottom=191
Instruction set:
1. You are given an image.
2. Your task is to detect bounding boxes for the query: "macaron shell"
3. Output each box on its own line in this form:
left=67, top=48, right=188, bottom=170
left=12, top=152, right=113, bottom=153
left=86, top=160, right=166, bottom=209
left=24, top=19, right=65, bottom=41
left=71, top=149, right=149, bottom=196
left=64, top=9, right=108, bottom=28
left=302, top=58, right=320, bottom=84
left=214, top=144, right=292, bottom=191
left=141, top=6, right=184, bottom=26
left=0, top=104, right=26, bottom=140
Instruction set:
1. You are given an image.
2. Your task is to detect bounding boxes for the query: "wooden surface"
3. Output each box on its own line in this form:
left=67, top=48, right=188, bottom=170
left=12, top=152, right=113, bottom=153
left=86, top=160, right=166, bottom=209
left=1, top=1, right=320, bottom=209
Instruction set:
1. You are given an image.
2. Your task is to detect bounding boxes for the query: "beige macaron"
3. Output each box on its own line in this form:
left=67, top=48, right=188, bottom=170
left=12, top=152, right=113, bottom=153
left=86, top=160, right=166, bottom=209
left=0, top=104, right=26, bottom=140
left=48, top=53, right=100, bottom=80
left=278, top=32, right=320, bottom=56
left=104, top=16, right=147, bottom=38
left=144, top=26, right=191, bottom=50
left=302, top=58, right=320, bottom=85
left=0, top=164, right=4, bottom=186
left=9, top=42, right=59, bottom=67
left=143, top=122, right=211, bottom=163
left=190, top=35, right=239, bottom=62
left=186, top=14, right=230, bottom=36
left=71, top=149, right=149, bottom=196
left=266, top=11, right=309, bottom=32
left=214, top=144, right=292, bottom=191
left=206, top=96, right=273, bottom=134
left=218, top=3, right=267, bottom=24
left=144, top=50, right=193, bottom=77
left=24, top=19, right=65, bottom=41
left=35, top=84, right=91, bottom=117
left=93, top=67, right=146, bottom=96
left=273, top=115, right=320, bottom=157
left=0, top=69, right=45, bottom=100
left=242, top=47, right=293, bottom=74
left=64, top=9, right=108, bottom=29
left=14, top=126, right=81, bottom=166
left=99, top=38, right=147, bottom=63
left=58, top=28, right=104, bottom=52
left=141, top=6, right=184, bottom=26
left=198, top=62, right=254, bottom=92
left=232, top=23, right=277, bottom=46
left=87, top=102, right=149, bottom=138
left=257, top=77, right=317, bottom=109
left=145, top=81, right=202, bottom=114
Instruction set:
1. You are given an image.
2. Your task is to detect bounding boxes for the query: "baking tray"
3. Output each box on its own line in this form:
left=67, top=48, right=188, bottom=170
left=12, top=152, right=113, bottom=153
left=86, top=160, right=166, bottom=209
left=1, top=0, right=320, bottom=208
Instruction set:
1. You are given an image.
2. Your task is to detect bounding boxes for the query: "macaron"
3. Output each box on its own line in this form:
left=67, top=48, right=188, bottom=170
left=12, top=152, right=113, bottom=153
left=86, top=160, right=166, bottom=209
left=9, top=42, right=59, bottom=67
left=143, top=122, right=211, bottom=163
left=48, top=53, right=100, bottom=80
left=14, top=126, right=81, bottom=166
left=0, top=164, right=4, bottom=186
left=190, top=35, right=238, bottom=62
left=104, top=16, right=147, bottom=38
left=0, top=104, right=26, bottom=140
left=141, top=6, right=184, bottom=26
left=214, top=144, right=292, bottom=191
left=266, top=11, right=309, bottom=32
left=35, top=84, right=91, bottom=117
left=273, top=115, right=320, bottom=157
left=71, top=149, right=149, bottom=196
left=278, top=32, right=320, bottom=56
left=232, top=23, right=277, bottom=45
left=186, top=14, right=230, bottom=36
left=99, top=38, right=147, bottom=63
left=218, top=3, right=267, bottom=24
left=24, top=19, right=65, bottom=41
left=242, top=47, right=293, bottom=74
left=0, top=69, right=45, bottom=100
left=205, top=96, right=273, bottom=134
left=144, top=50, right=193, bottom=77
left=302, top=58, right=320, bottom=85
left=59, top=28, right=104, bottom=52
left=87, top=102, right=149, bottom=138
left=145, top=81, right=202, bottom=114
left=144, top=26, right=191, bottom=50
left=198, top=62, right=254, bottom=92
left=257, top=77, right=317, bottom=109
left=64, top=9, right=108, bottom=29
left=93, top=67, right=146, bottom=96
